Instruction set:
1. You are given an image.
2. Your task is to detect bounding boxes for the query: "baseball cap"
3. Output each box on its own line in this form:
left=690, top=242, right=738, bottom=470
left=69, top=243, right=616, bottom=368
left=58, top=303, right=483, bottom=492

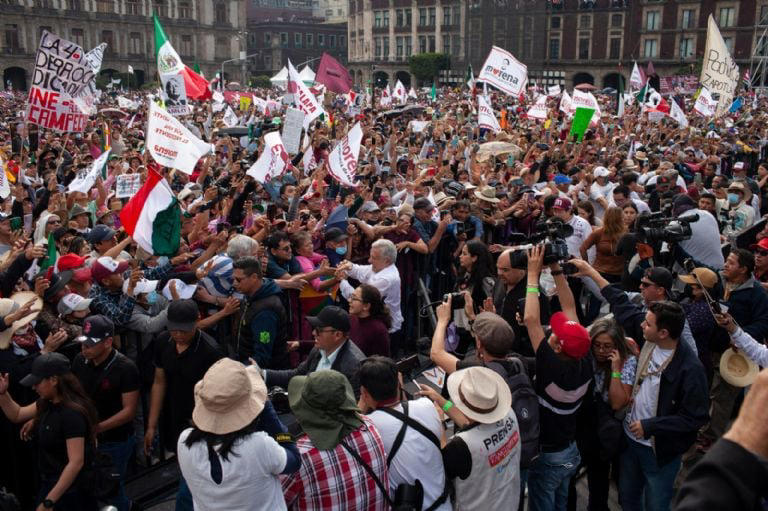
left=644, top=267, right=673, bottom=292
left=75, top=315, right=115, bottom=346
left=550, top=312, right=590, bottom=359
left=167, top=299, right=199, bottom=332
left=71, top=267, right=93, bottom=283
left=0, top=213, right=10, bottom=222
left=57, top=293, right=93, bottom=316
left=306, top=305, right=350, bottom=333
left=20, top=353, right=70, bottom=386
left=324, top=227, right=348, bottom=243
left=750, top=238, right=768, bottom=251
left=87, top=224, right=117, bottom=244
left=162, top=279, right=196, bottom=300
left=553, top=197, right=572, bottom=210
left=733, top=161, right=745, bottom=170
left=360, top=201, right=381, bottom=213
left=91, top=256, right=130, bottom=282
left=678, top=268, right=718, bottom=290
left=553, top=174, right=571, bottom=185
left=56, top=253, right=87, bottom=272
left=472, top=312, right=514, bottom=356
left=594, top=166, right=610, bottom=178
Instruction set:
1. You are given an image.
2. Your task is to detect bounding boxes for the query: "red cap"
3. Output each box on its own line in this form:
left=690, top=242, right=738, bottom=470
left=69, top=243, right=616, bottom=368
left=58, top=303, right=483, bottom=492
left=71, top=267, right=92, bottom=283
left=553, top=197, right=572, bottom=210
left=90, top=257, right=130, bottom=282
left=56, top=253, right=87, bottom=272
left=750, top=238, right=768, bottom=251
left=550, top=312, right=591, bottom=359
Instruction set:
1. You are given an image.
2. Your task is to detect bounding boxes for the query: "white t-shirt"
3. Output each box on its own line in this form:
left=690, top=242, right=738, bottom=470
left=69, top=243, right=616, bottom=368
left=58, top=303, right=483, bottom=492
left=177, top=428, right=288, bottom=511
left=624, top=346, right=675, bottom=447
left=678, top=208, right=725, bottom=269
left=366, top=398, right=451, bottom=511
left=565, top=214, right=593, bottom=260
left=588, top=181, right=615, bottom=219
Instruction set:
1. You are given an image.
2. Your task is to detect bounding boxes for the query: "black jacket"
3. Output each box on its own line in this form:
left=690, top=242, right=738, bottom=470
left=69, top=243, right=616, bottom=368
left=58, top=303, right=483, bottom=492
left=636, top=339, right=709, bottom=466
left=265, top=339, right=365, bottom=398
left=673, top=438, right=768, bottom=511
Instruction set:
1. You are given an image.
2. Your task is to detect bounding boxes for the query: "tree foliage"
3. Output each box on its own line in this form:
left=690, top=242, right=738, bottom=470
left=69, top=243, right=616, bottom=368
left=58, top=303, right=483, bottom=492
left=409, top=53, right=450, bottom=83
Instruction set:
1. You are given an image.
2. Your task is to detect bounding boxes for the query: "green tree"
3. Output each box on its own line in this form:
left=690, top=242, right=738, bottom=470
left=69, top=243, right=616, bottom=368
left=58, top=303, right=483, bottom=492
left=252, top=75, right=272, bottom=88
left=409, top=53, right=450, bottom=86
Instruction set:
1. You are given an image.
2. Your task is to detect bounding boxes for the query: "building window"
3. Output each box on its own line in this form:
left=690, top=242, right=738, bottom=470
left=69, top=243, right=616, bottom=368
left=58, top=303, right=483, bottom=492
left=306, top=33, right=313, bottom=46
left=180, top=34, right=192, bottom=56
left=382, top=10, right=389, bottom=27
left=340, top=35, right=345, bottom=46
left=643, top=38, right=658, bottom=58
left=396, top=9, right=404, bottom=27
left=551, top=16, right=561, bottom=29
left=295, top=33, right=302, bottom=47
left=4, top=24, right=20, bottom=50
left=578, top=35, right=590, bottom=59
left=723, top=36, right=735, bottom=53
left=719, top=7, right=735, bottom=28
left=419, top=7, right=426, bottom=26
left=443, top=6, right=451, bottom=26
left=611, top=13, right=623, bottom=28
left=609, top=36, right=621, bottom=59
left=325, top=9, right=332, bottom=16
left=264, top=33, right=271, bottom=45
left=154, top=0, right=167, bottom=17
left=757, top=35, right=768, bottom=56
left=646, top=11, right=660, bottom=30
left=680, top=36, right=693, bottom=58
left=549, top=37, right=560, bottom=60
left=397, top=36, right=404, bottom=58
left=178, top=1, right=191, bottom=18
left=428, top=35, right=435, bottom=52
left=329, top=34, right=336, bottom=47
left=453, top=6, right=460, bottom=25
left=215, top=2, right=227, bottom=23
left=215, top=37, right=228, bottom=60
left=442, top=36, right=450, bottom=54
left=71, top=28, right=84, bottom=47
left=382, top=36, right=389, bottom=57
left=406, top=36, right=412, bottom=56
left=126, top=0, right=141, bottom=15
left=419, top=35, right=426, bottom=53
left=761, top=5, right=768, bottom=25
left=318, top=34, right=325, bottom=47
left=68, top=0, right=82, bottom=9
left=38, top=26, right=52, bottom=41
left=579, top=14, right=591, bottom=28
left=96, top=0, right=113, bottom=13
left=405, top=8, right=411, bottom=26
left=101, top=30, right=115, bottom=54
left=681, top=9, right=696, bottom=29
left=374, top=10, right=382, bottom=28
left=428, top=7, right=436, bottom=26
left=280, top=33, right=288, bottom=46
left=264, top=55, right=272, bottom=68
left=452, top=34, right=460, bottom=56
left=374, top=37, right=381, bottom=57
left=129, top=32, right=142, bottom=54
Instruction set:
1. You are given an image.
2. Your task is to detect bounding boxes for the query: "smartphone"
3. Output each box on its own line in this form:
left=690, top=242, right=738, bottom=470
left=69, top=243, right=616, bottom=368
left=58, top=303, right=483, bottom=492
left=9, top=217, right=23, bottom=232
left=266, top=204, right=277, bottom=221
left=373, top=185, right=383, bottom=202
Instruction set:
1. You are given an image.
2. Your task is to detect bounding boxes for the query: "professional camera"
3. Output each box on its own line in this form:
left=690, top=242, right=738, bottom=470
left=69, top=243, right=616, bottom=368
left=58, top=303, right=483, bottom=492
left=507, top=218, right=577, bottom=272
left=443, top=292, right=466, bottom=310
left=635, top=211, right=698, bottom=244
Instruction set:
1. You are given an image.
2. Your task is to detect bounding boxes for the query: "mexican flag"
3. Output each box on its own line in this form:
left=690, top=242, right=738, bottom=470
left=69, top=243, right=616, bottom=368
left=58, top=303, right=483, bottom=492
left=119, top=166, right=181, bottom=256
left=154, top=15, right=211, bottom=104
left=635, top=81, right=649, bottom=105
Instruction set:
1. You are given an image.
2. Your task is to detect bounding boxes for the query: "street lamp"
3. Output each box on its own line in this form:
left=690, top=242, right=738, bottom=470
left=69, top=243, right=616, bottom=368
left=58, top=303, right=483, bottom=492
left=221, top=51, right=262, bottom=87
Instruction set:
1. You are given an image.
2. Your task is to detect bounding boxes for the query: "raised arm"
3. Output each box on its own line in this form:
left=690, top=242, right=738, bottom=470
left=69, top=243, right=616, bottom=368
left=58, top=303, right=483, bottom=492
left=523, top=245, right=546, bottom=352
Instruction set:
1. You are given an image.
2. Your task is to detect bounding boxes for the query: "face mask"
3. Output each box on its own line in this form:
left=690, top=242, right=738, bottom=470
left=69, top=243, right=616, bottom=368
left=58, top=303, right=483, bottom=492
left=335, top=246, right=347, bottom=256
left=146, top=291, right=158, bottom=304
left=156, top=256, right=170, bottom=266
left=728, top=193, right=740, bottom=205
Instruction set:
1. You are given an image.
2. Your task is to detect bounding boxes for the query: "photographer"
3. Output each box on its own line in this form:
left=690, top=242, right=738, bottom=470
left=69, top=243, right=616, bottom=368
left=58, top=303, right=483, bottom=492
left=673, top=195, right=725, bottom=270
left=446, top=200, right=483, bottom=242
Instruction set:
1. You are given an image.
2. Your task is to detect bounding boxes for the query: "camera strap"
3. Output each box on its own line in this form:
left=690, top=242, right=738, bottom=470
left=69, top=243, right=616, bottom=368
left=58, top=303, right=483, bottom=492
left=339, top=440, right=394, bottom=507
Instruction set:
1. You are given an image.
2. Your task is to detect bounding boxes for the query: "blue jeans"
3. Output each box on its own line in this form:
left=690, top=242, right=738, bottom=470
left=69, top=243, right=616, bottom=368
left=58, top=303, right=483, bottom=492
left=98, top=436, right=135, bottom=511
left=618, top=435, right=681, bottom=511
left=527, top=442, right=580, bottom=511
left=175, top=475, right=194, bottom=511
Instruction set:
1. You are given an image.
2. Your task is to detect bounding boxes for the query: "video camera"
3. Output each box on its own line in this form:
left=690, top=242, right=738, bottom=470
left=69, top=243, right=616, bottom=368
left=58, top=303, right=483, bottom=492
left=507, top=218, right=578, bottom=273
left=635, top=210, right=698, bottom=245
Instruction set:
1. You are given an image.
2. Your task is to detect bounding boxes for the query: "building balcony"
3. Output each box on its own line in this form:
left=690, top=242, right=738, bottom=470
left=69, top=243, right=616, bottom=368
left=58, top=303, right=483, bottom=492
left=2, top=46, right=28, bottom=55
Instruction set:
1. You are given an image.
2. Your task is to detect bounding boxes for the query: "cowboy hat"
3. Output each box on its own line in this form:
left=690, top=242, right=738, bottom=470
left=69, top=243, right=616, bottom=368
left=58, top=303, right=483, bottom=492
left=719, top=348, right=759, bottom=387
left=622, top=159, right=638, bottom=170
left=0, top=292, right=44, bottom=349
left=446, top=366, right=512, bottom=424
left=192, top=358, right=267, bottom=435
left=474, top=186, right=500, bottom=204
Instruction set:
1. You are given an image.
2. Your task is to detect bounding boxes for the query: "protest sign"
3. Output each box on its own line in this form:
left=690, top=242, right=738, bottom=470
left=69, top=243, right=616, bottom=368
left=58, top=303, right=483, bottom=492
left=26, top=30, right=97, bottom=132
left=527, top=95, right=548, bottom=121
left=572, top=89, right=601, bottom=124
left=68, top=150, right=110, bottom=193
left=222, top=106, right=239, bottom=127
left=559, top=90, right=573, bottom=118
left=281, top=108, right=304, bottom=155
left=694, top=87, right=717, bottom=117
left=287, top=60, right=324, bottom=129
left=239, top=95, right=252, bottom=111
left=146, top=102, right=211, bottom=174
left=155, top=15, right=189, bottom=117
left=328, top=123, right=362, bottom=187
left=569, top=107, right=594, bottom=142
left=477, top=46, right=528, bottom=96
left=478, top=95, right=501, bottom=133
left=700, top=14, right=739, bottom=116
left=547, top=85, right=561, bottom=97
left=115, top=173, right=142, bottom=198
left=409, top=120, right=430, bottom=133
left=117, top=96, right=139, bottom=110
left=247, top=132, right=289, bottom=183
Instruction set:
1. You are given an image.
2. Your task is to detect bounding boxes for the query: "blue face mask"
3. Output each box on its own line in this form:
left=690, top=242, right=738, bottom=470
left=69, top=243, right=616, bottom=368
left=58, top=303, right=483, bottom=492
left=146, top=291, right=158, bottom=304
left=335, top=246, right=348, bottom=256
left=728, top=193, right=740, bottom=205
left=156, top=256, right=170, bottom=266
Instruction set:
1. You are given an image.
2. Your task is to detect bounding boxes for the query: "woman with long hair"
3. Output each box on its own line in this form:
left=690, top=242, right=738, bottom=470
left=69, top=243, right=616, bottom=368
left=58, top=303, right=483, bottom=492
left=0, top=353, right=98, bottom=510
left=580, top=207, right=627, bottom=322
left=178, top=359, right=300, bottom=511
left=454, top=239, right=497, bottom=354
left=621, top=202, right=639, bottom=232
left=348, top=284, right=391, bottom=357
left=577, top=200, right=601, bottom=228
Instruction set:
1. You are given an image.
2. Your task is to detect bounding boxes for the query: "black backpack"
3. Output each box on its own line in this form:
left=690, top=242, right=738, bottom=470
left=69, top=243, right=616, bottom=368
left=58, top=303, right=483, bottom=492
left=486, top=359, right=540, bottom=468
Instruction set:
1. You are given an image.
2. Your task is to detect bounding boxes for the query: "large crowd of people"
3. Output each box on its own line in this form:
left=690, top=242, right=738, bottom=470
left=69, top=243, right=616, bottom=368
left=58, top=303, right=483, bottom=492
left=1, top=80, right=768, bottom=511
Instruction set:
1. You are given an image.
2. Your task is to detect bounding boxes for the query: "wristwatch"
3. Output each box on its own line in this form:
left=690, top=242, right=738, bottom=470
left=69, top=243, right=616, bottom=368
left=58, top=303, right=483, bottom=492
left=43, top=499, right=55, bottom=509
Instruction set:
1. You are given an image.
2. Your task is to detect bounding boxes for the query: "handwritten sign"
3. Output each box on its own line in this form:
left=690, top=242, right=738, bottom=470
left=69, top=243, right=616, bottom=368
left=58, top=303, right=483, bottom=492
left=281, top=107, right=304, bottom=155
left=115, top=173, right=142, bottom=198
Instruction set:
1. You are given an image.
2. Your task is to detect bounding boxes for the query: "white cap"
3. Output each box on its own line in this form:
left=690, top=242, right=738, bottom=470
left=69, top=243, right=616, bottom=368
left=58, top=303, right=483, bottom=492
left=733, top=161, right=745, bottom=170
left=594, top=166, right=610, bottom=178
left=57, top=293, right=93, bottom=315
left=122, top=278, right=159, bottom=295
left=162, top=279, right=197, bottom=300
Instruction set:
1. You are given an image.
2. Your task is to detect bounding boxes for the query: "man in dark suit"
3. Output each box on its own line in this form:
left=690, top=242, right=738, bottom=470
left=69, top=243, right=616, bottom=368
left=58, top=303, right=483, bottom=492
left=264, top=306, right=365, bottom=397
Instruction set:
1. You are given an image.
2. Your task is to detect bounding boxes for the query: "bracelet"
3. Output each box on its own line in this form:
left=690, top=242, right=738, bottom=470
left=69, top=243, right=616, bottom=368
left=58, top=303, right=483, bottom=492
left=551, top=270, right=564, bottom=276
left=526, top=286, right=539, bottom=294
left=611, top=371, right=622, bottom=379
left=442, top=400, right=454, bottom=412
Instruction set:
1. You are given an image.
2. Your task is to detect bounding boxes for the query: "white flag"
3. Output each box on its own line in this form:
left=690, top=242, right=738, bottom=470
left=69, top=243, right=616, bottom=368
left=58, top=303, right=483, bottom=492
left=669, top=98, right=689, bottom=128
left=477, top=46, right=528, bottom=96
left=630, top=62, right=645, bottom=90
left=393, top=80, right=407, bottom=104
left=68, top=150, right=110, bottom=193
left=117, top=96, right=138, bottom=110
left=408, top=87, right=418, bottom=99
left=379, top=85, right=392, bottom=107
left=526, top=95, right=548, bottom=121
left=694, top=87, right=717, bottom=117
left=477, top=95, right=501, bottom=133
left=572, top=89, right=601, bottom=124
left=247, top=132, right=290, bottom=184
left=146, top=102, right=212, bottom=174
left=128, top=65, right=134, bottom=74
left=559, top=90, right=574, bottom=118
left=212, top=90, right=224, bottom=103
left=0, top=155, right=10, bottom=199
left=222, top=106, right=239, bottom=127
left=327, top=123, right=363, bottom=187
left=701, top=15, right=739, bottom=117
left=287, top=60, right=323, bottom=129
left=547, top=85, right=561, bottom=97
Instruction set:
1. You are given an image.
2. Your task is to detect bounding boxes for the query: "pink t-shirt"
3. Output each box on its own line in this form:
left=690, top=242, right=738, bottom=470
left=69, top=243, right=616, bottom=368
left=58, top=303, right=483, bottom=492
left=295, top=253, right=327, bottom=290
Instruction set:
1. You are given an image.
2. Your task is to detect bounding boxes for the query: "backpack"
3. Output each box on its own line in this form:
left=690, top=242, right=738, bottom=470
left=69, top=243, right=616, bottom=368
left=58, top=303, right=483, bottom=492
left=485, top=359, right=540, bottom=468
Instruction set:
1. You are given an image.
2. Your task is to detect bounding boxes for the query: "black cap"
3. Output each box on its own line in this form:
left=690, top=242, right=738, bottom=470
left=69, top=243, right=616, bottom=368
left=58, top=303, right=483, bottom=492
left=75, top=314, right=115, bottom=345
left=645, top=267, right=673, bottom=292
left=52, top=226, right=78, bottom=243
left=43, top=270, right=73, bottom=302
left=167, top=299, right=199, bottom=332
left=307, top=305, right=350, bottom=333
left=86, top=224, right=116, bottom=244
left=324, top=227, right=348, bottom=243
left=20, top=353, right=70, bottom=386
left=413, top=197, right=433, bottom=211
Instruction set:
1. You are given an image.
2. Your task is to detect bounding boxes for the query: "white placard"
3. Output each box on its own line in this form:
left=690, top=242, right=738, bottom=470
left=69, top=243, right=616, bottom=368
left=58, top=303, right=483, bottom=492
left=281, top=107, right=305, bottom=155
left=115, top=173, right=142, bottom=198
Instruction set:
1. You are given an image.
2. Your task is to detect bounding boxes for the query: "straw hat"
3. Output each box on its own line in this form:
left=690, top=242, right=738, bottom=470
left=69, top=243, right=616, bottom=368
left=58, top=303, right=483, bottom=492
left=474, top=186, right=500, bottom=203
left=719, top=348, right=759, bottom=387
left=192, top=358, right=267, bottom=435
left=0, top=292, right=44, bottom=349
left=446, top=366, right=512, bottom=424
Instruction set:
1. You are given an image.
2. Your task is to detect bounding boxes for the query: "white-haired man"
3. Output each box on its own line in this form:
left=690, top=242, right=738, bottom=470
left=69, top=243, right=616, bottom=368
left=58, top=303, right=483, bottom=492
left=337, top=239, right=404, bottom=354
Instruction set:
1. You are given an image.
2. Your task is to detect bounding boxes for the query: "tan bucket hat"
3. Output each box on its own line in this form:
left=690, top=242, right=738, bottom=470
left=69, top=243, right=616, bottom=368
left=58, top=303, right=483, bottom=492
left=447, top=366, right=512, bottom=424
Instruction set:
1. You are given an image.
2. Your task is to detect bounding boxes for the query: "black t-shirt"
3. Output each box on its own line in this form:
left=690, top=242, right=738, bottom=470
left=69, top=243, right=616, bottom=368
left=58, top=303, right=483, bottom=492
left=442, top=434, right=473, bottom=480
left=535, top=338, right=593, bottom=452
left=154, top=330, right=223, bottom=450
left=72, top=350, right=140, bottom=443
left=37, top=403, right=89, bottom=480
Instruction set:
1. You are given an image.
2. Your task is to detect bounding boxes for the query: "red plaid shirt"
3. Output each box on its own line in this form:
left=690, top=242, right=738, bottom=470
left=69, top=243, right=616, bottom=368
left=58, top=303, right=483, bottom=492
left=281, top=416, right=389, bottom=510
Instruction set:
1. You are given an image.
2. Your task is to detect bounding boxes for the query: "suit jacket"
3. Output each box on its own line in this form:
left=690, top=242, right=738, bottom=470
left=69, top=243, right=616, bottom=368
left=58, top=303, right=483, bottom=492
left=265, top=339, right=366, bottom=397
